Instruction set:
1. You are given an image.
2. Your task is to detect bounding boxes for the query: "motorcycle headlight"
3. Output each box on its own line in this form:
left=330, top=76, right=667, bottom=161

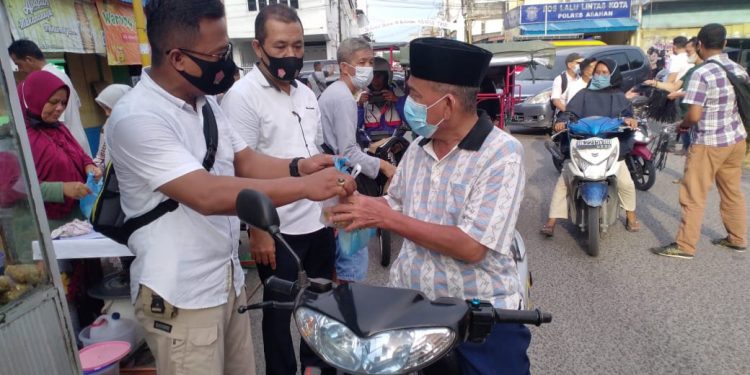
left=606, top=151, right=618, bottom=171
left=295, top=307, right=456, bottom=374
left=633, top=128, right=650, bottom=143
left=571, top=149, right=591, bottom=171
left=525, top=89, right=552, bottom=104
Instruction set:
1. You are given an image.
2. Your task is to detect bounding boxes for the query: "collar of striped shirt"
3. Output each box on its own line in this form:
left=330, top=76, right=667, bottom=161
left=418, top=112, right=494, bottom=151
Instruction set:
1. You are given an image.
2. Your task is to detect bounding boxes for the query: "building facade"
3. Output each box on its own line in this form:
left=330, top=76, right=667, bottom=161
left=226, top=0, right=362, bottom=69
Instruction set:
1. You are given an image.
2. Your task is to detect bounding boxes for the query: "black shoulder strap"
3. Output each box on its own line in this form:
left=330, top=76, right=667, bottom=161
left=121, top=101, right=219, bottom=237
left=561, top=72, right=568, bottom=95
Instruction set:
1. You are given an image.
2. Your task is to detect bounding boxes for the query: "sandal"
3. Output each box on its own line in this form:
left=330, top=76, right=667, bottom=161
left=626, top=219, right=641, bottom=232
left=540, top=224, right=555, bottom=237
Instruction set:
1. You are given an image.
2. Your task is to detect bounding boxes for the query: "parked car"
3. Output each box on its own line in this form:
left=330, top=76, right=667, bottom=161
left=298, top=59, right=340, bottom=86
left=509, top=45, right=649, bottom=130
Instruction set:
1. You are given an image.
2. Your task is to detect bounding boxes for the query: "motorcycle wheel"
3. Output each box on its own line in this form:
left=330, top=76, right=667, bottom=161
left=586, top=206, right=600, bottom=257
left=631, top=156, right=657, bottom=191
left=552, top=155, right=564, bottom=173
left=379, top=229, right=392, bottom=267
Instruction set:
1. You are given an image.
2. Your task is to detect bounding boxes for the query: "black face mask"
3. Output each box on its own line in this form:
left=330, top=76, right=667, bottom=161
left=178, top=53, right=237, bottom=95
left=261, top=46, right=303, bottom=82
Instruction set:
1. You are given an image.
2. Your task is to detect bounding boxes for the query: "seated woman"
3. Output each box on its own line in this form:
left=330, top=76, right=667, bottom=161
left=541, top=58, right=640, bottom=236
left=18, top=70, right=101, bottom=228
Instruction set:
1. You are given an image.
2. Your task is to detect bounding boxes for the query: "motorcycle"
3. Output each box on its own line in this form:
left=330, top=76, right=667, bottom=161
left=235, top=189, right=551, bottom=375
left=548, top=116, right=632, bottom=257
left=626, top=95, right=657, bottom=191
left=549, top=97, right=657, bottom=191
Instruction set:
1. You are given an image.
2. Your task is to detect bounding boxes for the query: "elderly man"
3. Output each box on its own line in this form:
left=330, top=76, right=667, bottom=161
left=330, top=37, right=530, bottom=374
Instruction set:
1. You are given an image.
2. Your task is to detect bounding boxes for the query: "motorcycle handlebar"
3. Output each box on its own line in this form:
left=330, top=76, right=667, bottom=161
left=265, top=276, right=296, bottom=297
left=494, top=308, right=552, bottom=326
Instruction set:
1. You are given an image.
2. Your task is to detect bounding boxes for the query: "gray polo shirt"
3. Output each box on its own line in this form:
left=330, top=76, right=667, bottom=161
left=319, top=81, right=380, bottom=178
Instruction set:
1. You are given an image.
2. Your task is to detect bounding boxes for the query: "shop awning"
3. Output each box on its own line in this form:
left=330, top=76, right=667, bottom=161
left=521, top=18, right=639, bottom=35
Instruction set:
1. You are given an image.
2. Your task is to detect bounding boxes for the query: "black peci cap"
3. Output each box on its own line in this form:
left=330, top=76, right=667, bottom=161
left=409, top=37, right=492, bottom=88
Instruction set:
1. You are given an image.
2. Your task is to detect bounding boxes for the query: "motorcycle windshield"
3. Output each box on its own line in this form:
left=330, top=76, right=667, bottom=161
left=569, top=117, right=621, bottom=137
left=298, top=283, right=469, bottom=337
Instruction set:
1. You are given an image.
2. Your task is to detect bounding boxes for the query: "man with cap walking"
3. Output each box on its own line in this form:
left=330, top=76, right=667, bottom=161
left=551, top=53, right=586, bottom=114
left=329, top=37, right=530, bottom=374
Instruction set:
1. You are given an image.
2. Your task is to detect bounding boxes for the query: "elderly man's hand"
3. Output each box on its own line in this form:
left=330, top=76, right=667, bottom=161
left=329, top=194, right=391, bottom=232
left=302, top=167, right=357, bottom=201
left=553, top=122, right=567, bottom=133
left=299, top=154, right=334, bottom=176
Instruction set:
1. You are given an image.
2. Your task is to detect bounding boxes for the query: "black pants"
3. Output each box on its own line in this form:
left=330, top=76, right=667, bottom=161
left=257, top=227, right=336, bottom=375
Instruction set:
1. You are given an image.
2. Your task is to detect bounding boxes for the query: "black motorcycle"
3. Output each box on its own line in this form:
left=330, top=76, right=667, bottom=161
left=236, top=189, right=552, bottom=375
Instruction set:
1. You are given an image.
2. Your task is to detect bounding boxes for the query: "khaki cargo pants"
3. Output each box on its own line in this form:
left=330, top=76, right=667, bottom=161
left=135, top=284, right=255, bottom=375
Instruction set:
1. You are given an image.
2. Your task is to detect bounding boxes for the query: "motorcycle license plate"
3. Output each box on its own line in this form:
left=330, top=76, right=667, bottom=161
left=576, top=139, right=612, bottom=150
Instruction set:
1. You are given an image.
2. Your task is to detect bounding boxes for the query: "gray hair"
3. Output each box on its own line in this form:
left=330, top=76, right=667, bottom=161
left=431, top=82, right=478, bottom=113
left=337, top=37, right=372, bottom=64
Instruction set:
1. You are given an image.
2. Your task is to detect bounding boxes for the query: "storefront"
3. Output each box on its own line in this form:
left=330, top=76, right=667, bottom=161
left=639, top=0, right=750, bottom=55
left=0, top=5, right=81, bottom=371
left=507, top=0, right=640, bottom=45
left=3, top=0, right=143, bottom=153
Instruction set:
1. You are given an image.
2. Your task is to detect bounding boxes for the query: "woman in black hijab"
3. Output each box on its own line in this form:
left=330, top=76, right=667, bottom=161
left=541, top=58, right=641, bottom=237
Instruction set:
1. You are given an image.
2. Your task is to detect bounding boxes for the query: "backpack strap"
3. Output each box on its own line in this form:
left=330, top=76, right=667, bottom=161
left=561, top=71, right=568, bottom=95
left=122, top=101, right=219, bottom=237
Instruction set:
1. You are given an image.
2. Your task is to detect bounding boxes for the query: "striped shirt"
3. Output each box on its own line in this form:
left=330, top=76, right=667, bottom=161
left=682, top=54, right=748, bottom=147
left=385, top=116, right=525, bottom=309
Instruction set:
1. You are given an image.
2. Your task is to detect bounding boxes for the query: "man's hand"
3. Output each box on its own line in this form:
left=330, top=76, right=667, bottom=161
left=553, top=122, right=567, bottom=132
left=357, top=92, right=370, bottom=106
left=63, top=182, right=91, bottom=200
left=249, top=227, right=277, bottom=270
left=644, top=79, right=657, bottom=87
left=623, top=117, right=638, bottom=129
left=625, top=88, right=638, bottom=100
left=667, top=91, right=685, bottom=100
left=299, top=154, right=334, bottom=176
left=383, top=90, right=398, bottom=103
left=302, top=167, right=356, bottom=201
left=330, top=194, right=392, bottom=232
left=380, top=160, right=396, bottom=179
left=85, top=164, right=102, bottom=181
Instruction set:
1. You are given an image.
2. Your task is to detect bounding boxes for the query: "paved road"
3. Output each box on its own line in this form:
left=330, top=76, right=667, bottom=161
left=246, top=129, right=750, bottom=374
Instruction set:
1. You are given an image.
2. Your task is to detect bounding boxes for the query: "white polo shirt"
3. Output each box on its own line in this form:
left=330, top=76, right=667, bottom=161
left=221, top=66, right=324, bottom=235
left=107, top=69, right=247, bottom=309
left=551, top=71, right=587, bottom=105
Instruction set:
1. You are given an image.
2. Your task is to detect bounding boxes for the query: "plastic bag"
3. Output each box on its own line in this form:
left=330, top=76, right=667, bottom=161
left=338, top=227, right=375, bottom=257
left=80, top=171, right=103, bottom=220
left=320, top=157, right=360, bottom=226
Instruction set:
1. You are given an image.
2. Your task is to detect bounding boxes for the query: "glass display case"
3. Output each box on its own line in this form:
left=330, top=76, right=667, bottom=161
left=0, top=10, right=80, bottom=374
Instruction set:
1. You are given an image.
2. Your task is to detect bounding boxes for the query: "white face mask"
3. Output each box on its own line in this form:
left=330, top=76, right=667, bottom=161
left=344, top=63, right=373, bottom=90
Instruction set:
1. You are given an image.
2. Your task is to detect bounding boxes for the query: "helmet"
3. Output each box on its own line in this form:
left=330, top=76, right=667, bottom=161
left=372, top=57, right=392, bottom=84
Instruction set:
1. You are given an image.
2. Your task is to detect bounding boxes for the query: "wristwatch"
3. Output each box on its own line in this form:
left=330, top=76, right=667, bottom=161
left=289, top=157, right=304, bottom=177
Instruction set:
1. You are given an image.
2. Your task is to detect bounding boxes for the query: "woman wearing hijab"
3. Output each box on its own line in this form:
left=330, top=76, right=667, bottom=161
left=18, top=70, right=101, bottom=227
left=93, top=84, right=131, bottom=169
left=541, top=58, right=640, bottom=237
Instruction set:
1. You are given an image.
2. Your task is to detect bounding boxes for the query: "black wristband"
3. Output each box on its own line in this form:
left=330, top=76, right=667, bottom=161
left=289, top=157, right=304, bottom=177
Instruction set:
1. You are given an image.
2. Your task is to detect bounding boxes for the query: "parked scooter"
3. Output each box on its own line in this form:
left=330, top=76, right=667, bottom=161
left=548, top=116, right=633, bottom=256
left=235, top=189, right=551, bottom=375
left=626, top=95, right=657, bottom=191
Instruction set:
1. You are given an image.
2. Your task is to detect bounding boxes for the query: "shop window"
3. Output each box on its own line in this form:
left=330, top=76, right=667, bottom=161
left=249, top=0, right=299, bottom=11
left=626, top=50, right=645, bottom=70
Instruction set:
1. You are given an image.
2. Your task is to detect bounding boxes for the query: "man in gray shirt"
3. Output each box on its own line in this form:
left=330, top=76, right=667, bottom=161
left=319, top=37, right=395, bottom=282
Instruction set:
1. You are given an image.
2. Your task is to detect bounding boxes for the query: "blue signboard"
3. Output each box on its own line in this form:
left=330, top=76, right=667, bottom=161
left=520, top=0, right=631, bottom=24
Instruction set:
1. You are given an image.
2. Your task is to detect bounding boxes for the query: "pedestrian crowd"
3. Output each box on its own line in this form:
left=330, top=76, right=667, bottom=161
left=5, top=0, right=749, bottom=373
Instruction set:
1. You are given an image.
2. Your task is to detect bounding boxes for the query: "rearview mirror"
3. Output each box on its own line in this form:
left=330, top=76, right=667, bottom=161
left=236, top=189, right=280, bottom=235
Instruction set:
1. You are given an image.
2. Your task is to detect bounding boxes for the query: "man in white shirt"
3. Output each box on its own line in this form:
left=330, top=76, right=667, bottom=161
left=106, top=2, right=355, bottom=374
left=666, top=36, right=691, bottom=83
left=9, top=39, right=91, bottom=155
left=551, top=52, right=587, bottom=113
left=220, top=5, right=335, bottom=375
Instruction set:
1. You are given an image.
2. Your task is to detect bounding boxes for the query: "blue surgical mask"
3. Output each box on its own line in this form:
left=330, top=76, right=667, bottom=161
left=589, top=74, right=611, bottom=91
left=404, top=95, right=447, bottom=138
